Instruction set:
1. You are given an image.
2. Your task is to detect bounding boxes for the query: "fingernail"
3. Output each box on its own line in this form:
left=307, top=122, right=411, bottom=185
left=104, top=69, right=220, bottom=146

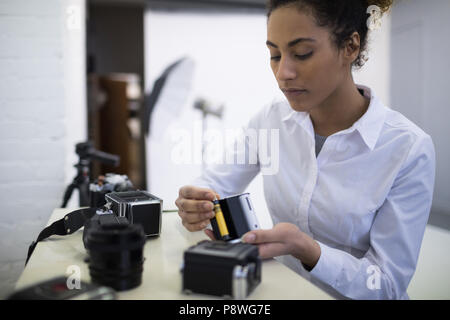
left=204, top=192, right=213, bottom=200
left=203, top=202, right=212, bottom=210
left=243, top=233, right=256, bottom=243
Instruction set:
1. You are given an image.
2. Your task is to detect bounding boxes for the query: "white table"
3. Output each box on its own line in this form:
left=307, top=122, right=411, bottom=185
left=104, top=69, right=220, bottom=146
left=15, top=209, right=332, bottom=300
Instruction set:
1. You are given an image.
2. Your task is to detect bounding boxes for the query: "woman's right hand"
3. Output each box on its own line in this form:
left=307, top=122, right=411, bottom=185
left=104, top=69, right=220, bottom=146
left=175, top=185, right=217, bottom=232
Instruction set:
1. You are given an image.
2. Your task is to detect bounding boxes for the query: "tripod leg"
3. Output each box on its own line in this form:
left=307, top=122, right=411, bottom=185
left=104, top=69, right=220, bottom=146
left=79, top=182, right=90, bottom=207
left=61, top=183, right=77, bottom=208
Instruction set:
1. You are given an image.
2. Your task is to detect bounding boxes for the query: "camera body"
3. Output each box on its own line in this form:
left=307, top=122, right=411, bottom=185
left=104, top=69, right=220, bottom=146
left=182, top=240, right=261, bottom=299
left=82, top=189, right=161, bottom=291
left=89, top=173, right=135, bottom=208
left=104, top=190, right=163, bottom=237
left=7, top=276, right=116, bottom=300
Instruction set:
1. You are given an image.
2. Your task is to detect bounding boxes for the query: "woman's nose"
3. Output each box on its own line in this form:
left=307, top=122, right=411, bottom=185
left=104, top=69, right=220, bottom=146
left=276, top=57, right=297, bottom=81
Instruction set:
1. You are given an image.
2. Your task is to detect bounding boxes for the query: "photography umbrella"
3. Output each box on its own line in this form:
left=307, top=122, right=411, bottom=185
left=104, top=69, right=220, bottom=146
left=142, top=57, right=196, bottom=208
left=143, top=57, right=196, bottom=139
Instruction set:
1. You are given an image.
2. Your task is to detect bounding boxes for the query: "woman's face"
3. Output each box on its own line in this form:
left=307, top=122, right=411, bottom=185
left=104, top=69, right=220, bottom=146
left=267, top=5, right=349, bottom=112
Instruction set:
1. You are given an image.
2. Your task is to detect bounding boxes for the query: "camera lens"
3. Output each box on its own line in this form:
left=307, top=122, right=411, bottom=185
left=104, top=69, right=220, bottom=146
left=85, top=222, right=146, bottom=291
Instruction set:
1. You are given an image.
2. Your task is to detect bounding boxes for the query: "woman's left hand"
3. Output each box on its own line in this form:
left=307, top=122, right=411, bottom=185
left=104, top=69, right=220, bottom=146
left=242, top=223, right=321, bottom=270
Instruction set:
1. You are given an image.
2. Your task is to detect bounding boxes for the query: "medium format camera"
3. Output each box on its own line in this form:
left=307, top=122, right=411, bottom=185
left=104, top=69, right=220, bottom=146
left=89, top=173, right=135, bottom=208
left=182, top=240, right=261, bottom=299
left=82, top=190, right=162, bottom=291
left=82, top=190, right=161, bottom=291
left=87, top=190, right=163, bottom=238
left=210, top=193, right=261, bottom=241
left=7, top=276, right=117, bottom=300
left=104, top=190, right=162, bottom=237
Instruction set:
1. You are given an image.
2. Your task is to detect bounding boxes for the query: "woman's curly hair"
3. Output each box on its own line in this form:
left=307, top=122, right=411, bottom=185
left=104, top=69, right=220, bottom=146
left=266, top=0, right=393, bottom=69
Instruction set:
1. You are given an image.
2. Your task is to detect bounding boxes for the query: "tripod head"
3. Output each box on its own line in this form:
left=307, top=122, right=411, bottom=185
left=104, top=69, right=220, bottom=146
left=61, top=142, right=121, bottom=207
left=193, top=98, right=224, bottom=119
left=75, top=142, right=120, bottom=167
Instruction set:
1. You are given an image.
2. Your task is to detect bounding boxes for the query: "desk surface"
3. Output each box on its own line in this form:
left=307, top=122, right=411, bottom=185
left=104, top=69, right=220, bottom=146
left=15, top=209, right=332, bottom=300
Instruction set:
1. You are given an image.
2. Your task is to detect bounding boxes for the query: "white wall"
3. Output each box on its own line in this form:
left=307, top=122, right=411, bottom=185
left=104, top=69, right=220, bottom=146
left=144, top=9, right=391, bottom=229
left=390, top=0, right=450, bottom=216
left=353, top=13, right=391, bottom=106
left=64, top=0, right=88, bottom=209
left=0, top=0, right=86, bottom=298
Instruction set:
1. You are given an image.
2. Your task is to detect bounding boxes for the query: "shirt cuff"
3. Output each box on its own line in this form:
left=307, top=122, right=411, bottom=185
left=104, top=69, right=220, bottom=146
left=308, top=241, right=344, bottom=288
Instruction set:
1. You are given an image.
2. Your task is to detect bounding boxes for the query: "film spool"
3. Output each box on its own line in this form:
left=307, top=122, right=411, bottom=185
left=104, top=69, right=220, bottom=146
left=213, top=199, right=231, bottom=241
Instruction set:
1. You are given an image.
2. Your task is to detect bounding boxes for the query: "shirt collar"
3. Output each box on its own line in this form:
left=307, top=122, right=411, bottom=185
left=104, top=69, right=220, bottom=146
left=351, top=85, right=387, bottom=150
left=281, top=108, right=312, bottom=137
left=281, top=85, right=387, bottom=150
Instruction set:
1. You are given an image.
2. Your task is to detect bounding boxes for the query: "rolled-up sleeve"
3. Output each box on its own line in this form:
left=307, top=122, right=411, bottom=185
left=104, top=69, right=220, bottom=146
left=309, top=134, right=436, bottom=299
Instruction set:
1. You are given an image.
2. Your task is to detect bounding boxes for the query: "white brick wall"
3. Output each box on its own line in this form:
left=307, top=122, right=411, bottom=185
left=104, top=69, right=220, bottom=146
left=0, top=0, right=86, bottom=298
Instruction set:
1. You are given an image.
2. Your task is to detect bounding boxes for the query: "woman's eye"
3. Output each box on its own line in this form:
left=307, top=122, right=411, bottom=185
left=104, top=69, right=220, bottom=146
left=270, top=52, right=313, bottom=62
left=296, top=52, right=313, bottom=60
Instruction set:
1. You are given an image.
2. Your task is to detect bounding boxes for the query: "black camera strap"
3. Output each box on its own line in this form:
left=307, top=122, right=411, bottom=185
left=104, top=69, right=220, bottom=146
left=26, top=207, right=98, bottom=265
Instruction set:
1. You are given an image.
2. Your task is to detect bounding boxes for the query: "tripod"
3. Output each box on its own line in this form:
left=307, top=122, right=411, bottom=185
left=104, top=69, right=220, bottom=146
left=193, top=98, right=224, bottom=171
left=61, top=142, right=120, bottom=208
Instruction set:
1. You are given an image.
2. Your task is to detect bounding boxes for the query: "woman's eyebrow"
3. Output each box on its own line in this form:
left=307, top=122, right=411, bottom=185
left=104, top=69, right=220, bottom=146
left=266, top=37, right=316, bottom=49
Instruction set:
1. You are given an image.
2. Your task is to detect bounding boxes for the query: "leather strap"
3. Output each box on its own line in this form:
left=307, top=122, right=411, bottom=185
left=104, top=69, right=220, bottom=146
left=26, top=208, right=98, bottom=265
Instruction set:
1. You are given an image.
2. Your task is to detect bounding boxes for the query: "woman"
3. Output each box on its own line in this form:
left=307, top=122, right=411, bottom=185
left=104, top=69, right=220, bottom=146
left=175, top=0, right=435, bottom=299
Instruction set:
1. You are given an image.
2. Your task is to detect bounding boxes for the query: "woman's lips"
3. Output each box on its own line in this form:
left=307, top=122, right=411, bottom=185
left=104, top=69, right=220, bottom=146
left=282, top=88, right=308, bottom=98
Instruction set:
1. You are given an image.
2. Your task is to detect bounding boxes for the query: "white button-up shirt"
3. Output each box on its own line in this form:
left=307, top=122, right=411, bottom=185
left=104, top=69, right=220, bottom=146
left=191, top=85, right=436, bottom=300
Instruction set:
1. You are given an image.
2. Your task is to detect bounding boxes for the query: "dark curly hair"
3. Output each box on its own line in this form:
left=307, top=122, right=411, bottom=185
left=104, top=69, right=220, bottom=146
left=266, top=0, right=393, bottom=69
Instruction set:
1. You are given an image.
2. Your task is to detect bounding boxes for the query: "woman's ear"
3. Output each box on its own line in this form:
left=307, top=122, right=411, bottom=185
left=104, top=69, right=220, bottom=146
left=343, top=32, right=361, bottom=65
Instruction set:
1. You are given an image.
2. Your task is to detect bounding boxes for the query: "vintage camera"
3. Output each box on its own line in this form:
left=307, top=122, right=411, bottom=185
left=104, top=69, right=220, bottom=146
left=81, top=190, right=161, bottom=291
left=182, top=240, right=261, bottom=299
left=89, top=173, right=135, bottom=208
left=7, top=276, right=117, bottom=300
left=211, top=193, right=260, bottom=241
left=104, top=190, right=162, bottom=237
left=26, top=189, right=162, bottom=269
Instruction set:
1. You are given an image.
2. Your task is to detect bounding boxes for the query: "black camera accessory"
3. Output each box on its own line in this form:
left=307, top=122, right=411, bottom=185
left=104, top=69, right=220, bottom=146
left=182, top=240, right=261, bottom=299
left=82, top=212, right=127, bottom=248
left=26, top=190, right=162, bottom=265
left=84, top=215, right=146, bottom=291
left=26, top=207, right=98, bottom=265
left=7, top=276, right=116, bottom=300
left=89, top=173, right=135, bottom=208
left=210, top=193, right=260, bottom=241
left=105, top=190, right=162, bottom=237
